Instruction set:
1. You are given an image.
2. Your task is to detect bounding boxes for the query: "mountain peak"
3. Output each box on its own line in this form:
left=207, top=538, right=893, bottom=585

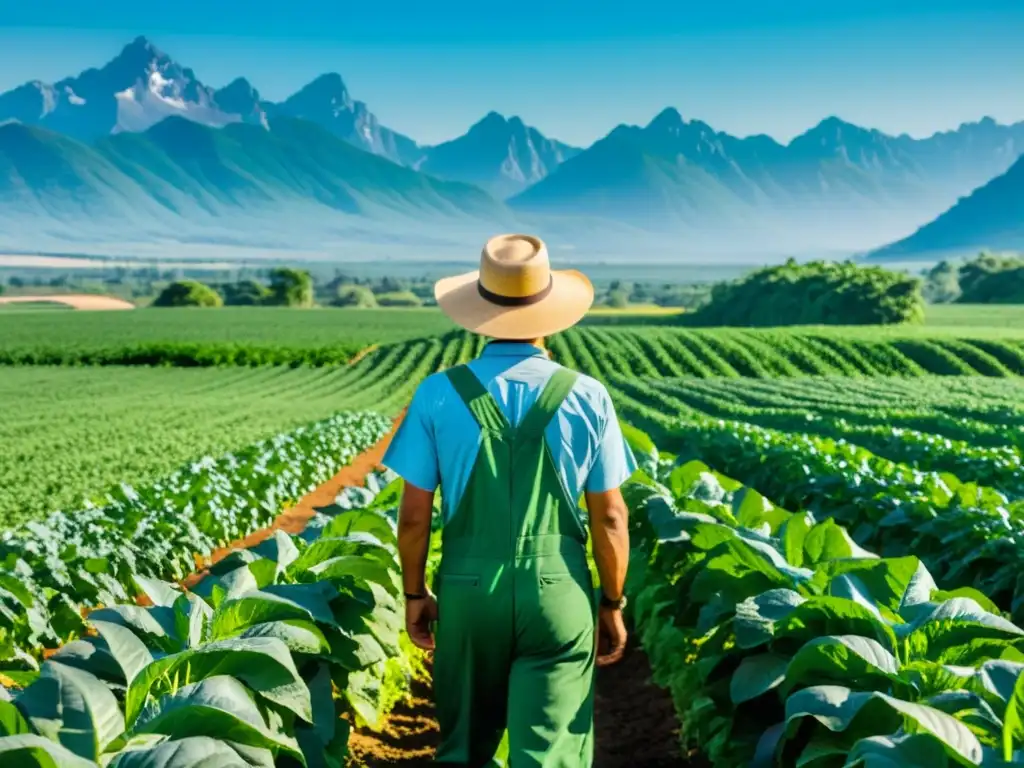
left=217, top=77, right=260, bottom=101
left=648, top=107, right=684, bottom=130
left=308, top=73, right=349, bottom=97
left=106, top=36, right=168, bottom=73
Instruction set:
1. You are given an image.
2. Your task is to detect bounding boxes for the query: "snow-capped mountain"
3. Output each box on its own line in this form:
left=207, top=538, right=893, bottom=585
left=0, top=36, right=239, bottom=140
left=0, top=36, right=420, bottom=163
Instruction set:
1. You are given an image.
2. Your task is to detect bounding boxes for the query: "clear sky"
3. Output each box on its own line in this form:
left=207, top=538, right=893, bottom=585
left=0, top=0, right=1022, bottom=147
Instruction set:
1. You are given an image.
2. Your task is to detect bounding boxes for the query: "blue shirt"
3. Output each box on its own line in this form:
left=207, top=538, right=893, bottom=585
left=382, top=342, right=637, bottom=523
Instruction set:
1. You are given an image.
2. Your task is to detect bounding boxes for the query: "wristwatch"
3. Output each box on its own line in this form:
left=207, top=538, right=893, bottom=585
left=600, top=593, right=627, bottom=610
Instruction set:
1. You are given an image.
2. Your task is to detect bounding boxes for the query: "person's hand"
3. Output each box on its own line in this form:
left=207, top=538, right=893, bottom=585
left=596, top=605, right=627, bottom=666
left=406, top=594, right=438, bottom=651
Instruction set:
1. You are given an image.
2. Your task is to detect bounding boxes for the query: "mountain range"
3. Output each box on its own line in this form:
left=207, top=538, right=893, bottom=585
left=1, top=36, right=1022, bottom=260
left=868, top=154, right=1024, bottom=259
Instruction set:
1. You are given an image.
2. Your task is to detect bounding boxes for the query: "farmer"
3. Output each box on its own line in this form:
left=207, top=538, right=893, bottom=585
left=382, top=233, right=636, bottom=767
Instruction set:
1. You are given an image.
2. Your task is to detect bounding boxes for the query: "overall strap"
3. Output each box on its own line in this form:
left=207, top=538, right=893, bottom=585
left=516, top=368, right=579, bottom=439
left=445, top=365, right=510, bottom=435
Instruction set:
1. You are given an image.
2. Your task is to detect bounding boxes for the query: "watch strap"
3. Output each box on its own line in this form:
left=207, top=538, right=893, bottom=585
left=600, top=593, right=626, bottom=610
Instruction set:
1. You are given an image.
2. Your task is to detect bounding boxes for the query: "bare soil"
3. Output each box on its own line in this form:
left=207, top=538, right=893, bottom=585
left=0, top=294, right=135, bottom=310
left=348, top=634, right=690, bottom=767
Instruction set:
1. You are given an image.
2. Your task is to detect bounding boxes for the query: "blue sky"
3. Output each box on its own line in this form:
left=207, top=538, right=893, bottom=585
left=0, top=0, right=1022, bottom=147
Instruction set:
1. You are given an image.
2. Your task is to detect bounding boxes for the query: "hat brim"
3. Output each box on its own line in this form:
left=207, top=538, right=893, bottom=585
left=434, top=269, right=594, bottom=339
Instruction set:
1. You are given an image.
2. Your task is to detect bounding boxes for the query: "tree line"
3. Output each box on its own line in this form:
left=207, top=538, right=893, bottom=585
left=152, top=269, right=430, bottom=308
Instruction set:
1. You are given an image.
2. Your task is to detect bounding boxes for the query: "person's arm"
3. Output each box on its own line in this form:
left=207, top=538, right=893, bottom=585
left=583, top=388, right=638, bottom=667
left=398, top=482, right=435, bottom=598
left=585, top=487, right=629, bottom=602
left=380, top=382, right=441, bottom=650
left=397, top=482, right=438, bottom=650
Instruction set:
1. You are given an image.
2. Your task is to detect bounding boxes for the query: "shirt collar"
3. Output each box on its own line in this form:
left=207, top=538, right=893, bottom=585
left=481, top=342, right=548, bottom=360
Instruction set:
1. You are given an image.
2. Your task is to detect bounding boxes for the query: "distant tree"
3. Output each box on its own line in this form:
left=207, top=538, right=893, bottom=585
left=222, top=279, right=271, bottom=306
left=376, top=290, right=422, bottom=307
left=629, top=282, right=649, bottom=302
left=268, top=268, right=315, bottom=307
left=8, top=276, right=24, bottom=288
left=152, top=280, right=223, bottom=308
left=605, top=288, right=630, bottom=308
left=377, top=276, right=406, bottom=293
left=333, top=285, right=378, bottom=308
left=922, top=260, right=961, bottom=303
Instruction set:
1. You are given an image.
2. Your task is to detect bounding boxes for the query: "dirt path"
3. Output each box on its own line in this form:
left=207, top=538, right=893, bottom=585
left=349, top=634, right=688, bottom=767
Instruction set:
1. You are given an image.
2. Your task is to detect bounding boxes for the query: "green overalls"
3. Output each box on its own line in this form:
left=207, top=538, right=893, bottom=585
left=432, top=364, right=597, bottom=767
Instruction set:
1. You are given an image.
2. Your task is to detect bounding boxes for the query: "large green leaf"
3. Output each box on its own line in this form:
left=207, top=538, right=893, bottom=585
left=250, top=531, right=301, bottom=572
left=734, top=589, right=806, bottom=649
left=292, top=535, right=396, bottom=576
left=210, top=582, right=339, bottom=641
left=90, top=621, right=155, bottom=684
left=773, top=597, right=898, bottom=652
left=901, top=598, right=1024, bottom=659
left=107, top=736, right=274, bottom=768
left=307, top=556, right=397, bottom=596
left=845, top=732, right=954, bottom=767
left=88, top=607, right=180, bottom=654
left=0, top=734, right=98, bottom=768
left=783, top=636, right=900, bottom=695
left=238, top=620, right=329, bottom=656
left=132, top=676, right=302, bottom=761
left=1002, top=668, right=1024, bottom=761
left=811, top=557, right=920, bottom=614
left=124, top=637, right=312, bottom=726
left=784, top=685, right=982, bottom=766
left=172, top=593, right=212, bottom=650
left=0, top=700, right=30, bottom=736
left=131, top=578, right=182, bottom=609
left=730, top=653, right=789, bottom=704
left=16, top=661, right=125, bottom=761
left=802, top=519, right=871, bottom=565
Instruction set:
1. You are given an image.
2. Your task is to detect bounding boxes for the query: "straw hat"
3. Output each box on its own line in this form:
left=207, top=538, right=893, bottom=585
left=434, top=234, right=594, bottom=339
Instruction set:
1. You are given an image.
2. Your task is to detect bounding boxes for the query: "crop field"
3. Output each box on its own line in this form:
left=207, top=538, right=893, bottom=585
left=923, top=302, right=1024, bottom=329
left=4, top=306, right=1024, bottom=766
left=0, top=366, right=422, bottom=524
left=0, top=306, right=459, bottom=364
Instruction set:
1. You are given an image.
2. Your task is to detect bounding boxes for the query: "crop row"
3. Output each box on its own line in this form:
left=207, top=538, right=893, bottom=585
left=0, top=411, right=391, bottom=666
left=617, top=399, right=1024, bottom=621
left=618, top=376, right=1024, bottom=490
left=0, top=497, right=418, bottom=766
left=548, top=327, right=1024, bottom=379
left=622, top=434, right=1024, bottom=766
left=4, top=323, right=1024, bottom=378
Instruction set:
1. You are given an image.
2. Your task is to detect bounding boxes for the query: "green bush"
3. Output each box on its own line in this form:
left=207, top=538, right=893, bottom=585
left=267, top=267, right=314, bottom=307
left=376, top=290, right=423, bottom=307
left=152, top=280, right=223, bottom=308
left=957, top=252, right=1024, bottom=304
left=220, top=279, right=271, bottom=306
left=687, top=259, right=924, bottom=326
left=333, top=284, right=378, bottom=308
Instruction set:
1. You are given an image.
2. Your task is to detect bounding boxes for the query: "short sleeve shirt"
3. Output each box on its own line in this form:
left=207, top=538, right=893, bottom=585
left=382, top=342, right=637, bottom=523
